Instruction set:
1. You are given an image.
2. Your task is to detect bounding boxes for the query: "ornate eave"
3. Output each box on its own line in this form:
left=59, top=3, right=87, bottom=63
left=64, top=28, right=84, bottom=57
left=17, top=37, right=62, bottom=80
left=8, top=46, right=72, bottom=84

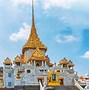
left=68, top=60, right=74, bottom=67
left=13, top=55, right=21, bottom=63
left=29, top=57, right=48, bottom=61
left=48, top=63, right=54, bottom=67
left=3, top=57, right=12, bottom=65
left=29, top=47, right=47, bottom=61
left=59, top=57, right=68, bottom=65
left=13, top=55, right=26, bottom=64
left=20, top=55, right=26, bottom=64
left=68, top=63, right=74, bottom=67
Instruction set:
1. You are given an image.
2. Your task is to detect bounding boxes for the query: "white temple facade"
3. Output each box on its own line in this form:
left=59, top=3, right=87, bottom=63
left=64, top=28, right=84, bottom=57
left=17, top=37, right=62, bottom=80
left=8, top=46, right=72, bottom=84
left=3, top=0, right=78, bottom=88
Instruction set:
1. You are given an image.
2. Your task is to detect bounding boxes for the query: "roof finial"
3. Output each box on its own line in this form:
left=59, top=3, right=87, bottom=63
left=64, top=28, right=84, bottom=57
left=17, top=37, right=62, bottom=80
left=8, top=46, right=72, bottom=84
left=32, top=0, right=35, bottom=27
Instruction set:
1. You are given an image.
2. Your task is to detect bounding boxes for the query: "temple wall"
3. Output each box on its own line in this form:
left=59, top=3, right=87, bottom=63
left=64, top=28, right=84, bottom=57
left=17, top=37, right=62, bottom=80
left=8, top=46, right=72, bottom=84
left=64, top=77, right=74, bottom=86
left=3, top=66, right=14, bottom=88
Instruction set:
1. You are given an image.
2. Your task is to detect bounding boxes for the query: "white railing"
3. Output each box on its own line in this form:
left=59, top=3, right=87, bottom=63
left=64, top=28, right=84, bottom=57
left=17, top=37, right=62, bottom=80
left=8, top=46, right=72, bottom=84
left=63, top=73, right=84, bottom=90
left=39, top=81, right=45, bottom=90
left=74, top=79, right=84, bottom=90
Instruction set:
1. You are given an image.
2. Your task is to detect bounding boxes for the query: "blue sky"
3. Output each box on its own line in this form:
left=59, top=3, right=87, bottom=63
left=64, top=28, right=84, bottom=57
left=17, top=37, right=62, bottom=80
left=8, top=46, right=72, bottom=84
left=0, top=0, right=89, bottom=76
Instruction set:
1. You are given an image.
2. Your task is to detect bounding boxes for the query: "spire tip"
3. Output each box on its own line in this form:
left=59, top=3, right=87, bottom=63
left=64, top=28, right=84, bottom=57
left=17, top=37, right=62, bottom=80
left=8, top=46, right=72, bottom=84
left=32, top=0, right=35, bottom=26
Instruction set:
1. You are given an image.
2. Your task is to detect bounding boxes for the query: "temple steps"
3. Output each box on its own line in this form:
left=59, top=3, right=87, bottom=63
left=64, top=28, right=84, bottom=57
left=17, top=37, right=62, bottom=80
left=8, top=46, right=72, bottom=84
left=0, top=86, right=80, bottom=90
left=46, top=86, right=80, bottom=90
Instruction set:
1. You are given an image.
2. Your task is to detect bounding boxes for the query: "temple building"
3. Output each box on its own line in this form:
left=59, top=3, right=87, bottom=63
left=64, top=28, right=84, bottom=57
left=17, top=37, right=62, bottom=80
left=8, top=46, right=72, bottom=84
left=0, top=67, right=3, bottom=88
left=3, top=57, right=14, bottom=88
left=3, top=0, right=79, bottom=89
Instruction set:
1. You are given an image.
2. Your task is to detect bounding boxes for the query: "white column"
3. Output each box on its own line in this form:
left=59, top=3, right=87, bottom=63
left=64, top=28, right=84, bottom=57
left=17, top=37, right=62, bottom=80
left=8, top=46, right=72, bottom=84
left=72, top=66, right=73, bottom=70
left=30, top=60, right=32, bottom=66
left=25, top=51, right=28, bottom=65
left=42, top=61, right=43, bottom=66
left=32, top=61, right=34, bottom=66
left=45, top=61, right=46, bottom=67
left=62, top=64, right=63, bottom=68
left=67, top=65, right=69, bottom=69
left=34, top=60, right=36, bottom=66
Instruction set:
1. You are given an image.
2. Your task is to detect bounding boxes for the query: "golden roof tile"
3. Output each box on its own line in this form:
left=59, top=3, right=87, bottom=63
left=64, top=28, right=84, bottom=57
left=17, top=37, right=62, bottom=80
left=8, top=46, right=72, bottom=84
left=59, top=57, right=68, bottom=65
left=14, top=55, right=21, bottom=63
left=48, top=63, right=54, bottom=67
left=13, top=55, right=26, bottom=64
left=22, top=28, right=47, bottom=54
left=22, top=0, right=47, bottom=54
left=29, top=47, right=47, bottom=61
left=68, top=60, right=74, bottom=67
left=3, top=57, right=12, bottom=65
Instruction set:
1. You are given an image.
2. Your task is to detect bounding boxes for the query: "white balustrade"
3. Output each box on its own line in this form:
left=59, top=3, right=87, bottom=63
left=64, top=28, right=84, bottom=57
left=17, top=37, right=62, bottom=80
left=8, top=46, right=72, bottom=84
left=74, top=79, right=84, bottom=90
left=39, top=81, right=45, bottom=90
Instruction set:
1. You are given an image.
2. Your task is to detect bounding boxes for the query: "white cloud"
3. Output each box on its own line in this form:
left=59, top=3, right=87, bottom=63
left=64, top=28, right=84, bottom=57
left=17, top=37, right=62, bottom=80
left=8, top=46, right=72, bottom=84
left=11, top=0, right=37, bottom=7
left=43, top=0, right=75, bottom=10
left=60, top=17, right=67, bottom=23
left=55, top=34, right=77, bottom=43
left=10, top=23, right=31, bottom=41
left=81, top=51, right=89, bottom=59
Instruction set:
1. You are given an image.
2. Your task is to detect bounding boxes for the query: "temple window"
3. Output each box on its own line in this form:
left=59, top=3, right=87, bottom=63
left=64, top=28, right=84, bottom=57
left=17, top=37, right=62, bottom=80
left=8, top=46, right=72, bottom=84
left=8, top=73, right=11, bottom=77
left=27, top=70, right=30, bottom=73
left=63, top=64, right=67, bottom=67
left=45, top=70, right=46, bottom=72
left=36, top=64, right=39, bottom=66
left=16, top=62, right=20, bottom=66
left=36, top=63, right=40, bottom=67
left=6, top=64, right=10, bottom=65
left=40, top=70, right=44, bottom=72
left=8, top=82, right=11, bottom=86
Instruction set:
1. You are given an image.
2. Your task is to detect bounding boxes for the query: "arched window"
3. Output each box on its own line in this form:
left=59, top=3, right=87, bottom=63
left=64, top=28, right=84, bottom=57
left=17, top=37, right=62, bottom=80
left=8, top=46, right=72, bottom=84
left=36, top=63, right=40, bottom=67
left=36, top=62, right=41, bottom=67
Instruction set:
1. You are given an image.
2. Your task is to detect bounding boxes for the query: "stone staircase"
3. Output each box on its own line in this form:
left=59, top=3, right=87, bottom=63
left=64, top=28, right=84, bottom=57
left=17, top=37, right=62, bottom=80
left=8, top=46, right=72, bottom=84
left=46, top=86, right=80, bottom=90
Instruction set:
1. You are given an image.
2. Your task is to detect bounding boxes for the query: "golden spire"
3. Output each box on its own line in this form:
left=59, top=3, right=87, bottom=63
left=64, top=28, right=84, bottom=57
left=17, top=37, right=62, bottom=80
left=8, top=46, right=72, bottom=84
left=31, top=0, right=36, bottom=34
left=22, top=0, right=47, bottom=54
left=32, top=0, right=35, bottom=27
